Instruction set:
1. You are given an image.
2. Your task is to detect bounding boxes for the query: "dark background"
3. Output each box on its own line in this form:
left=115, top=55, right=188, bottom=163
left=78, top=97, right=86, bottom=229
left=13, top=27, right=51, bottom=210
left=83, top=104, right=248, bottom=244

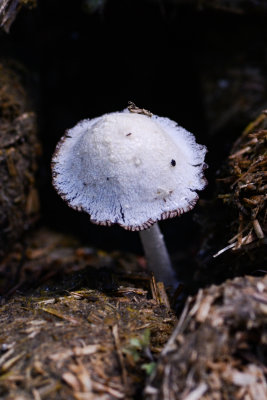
left=1, top=0, right=267, bottom=259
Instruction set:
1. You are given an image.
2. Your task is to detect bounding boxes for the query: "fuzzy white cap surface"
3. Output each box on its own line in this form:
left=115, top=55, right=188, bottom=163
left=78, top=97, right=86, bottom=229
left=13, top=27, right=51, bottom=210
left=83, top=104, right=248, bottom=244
left=52, top=110, right=207, bottom=231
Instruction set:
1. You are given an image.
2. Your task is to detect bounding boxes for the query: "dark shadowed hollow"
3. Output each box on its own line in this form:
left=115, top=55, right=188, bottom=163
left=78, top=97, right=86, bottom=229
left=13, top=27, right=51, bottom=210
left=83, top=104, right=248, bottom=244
left=1, top=0, right=266, bottom=270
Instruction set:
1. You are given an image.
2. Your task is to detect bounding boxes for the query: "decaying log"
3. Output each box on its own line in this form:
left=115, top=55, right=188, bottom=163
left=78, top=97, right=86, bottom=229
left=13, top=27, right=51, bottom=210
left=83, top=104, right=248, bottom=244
left=216, top=110, right=267, bottom=252
left=192, top=110, right=266, bottom=288
left=0, top=61, right=40, bottom=259
left=0, top=0, right=36, bottom=33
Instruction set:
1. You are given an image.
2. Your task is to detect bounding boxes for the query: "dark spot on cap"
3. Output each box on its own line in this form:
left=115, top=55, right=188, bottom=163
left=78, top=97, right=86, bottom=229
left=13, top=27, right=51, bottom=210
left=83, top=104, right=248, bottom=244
left=171, top=159, right=176, bottom=167
left=126, top=132, right=132, bottom=137
left=107, top=177, right=109, bottom=181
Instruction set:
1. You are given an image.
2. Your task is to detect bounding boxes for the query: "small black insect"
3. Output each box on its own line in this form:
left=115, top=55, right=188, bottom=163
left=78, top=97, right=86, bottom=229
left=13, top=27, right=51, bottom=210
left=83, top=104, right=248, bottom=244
left=126, top=132, right=132, bottom=137
left=171, top=159, right=176, bottom=167
left=106, top=177, right=110, bottom=181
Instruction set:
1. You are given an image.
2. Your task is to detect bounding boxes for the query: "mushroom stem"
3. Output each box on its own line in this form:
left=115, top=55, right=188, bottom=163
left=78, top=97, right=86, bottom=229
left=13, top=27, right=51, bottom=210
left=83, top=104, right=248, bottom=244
left=139, top=222, right=178, bottom=289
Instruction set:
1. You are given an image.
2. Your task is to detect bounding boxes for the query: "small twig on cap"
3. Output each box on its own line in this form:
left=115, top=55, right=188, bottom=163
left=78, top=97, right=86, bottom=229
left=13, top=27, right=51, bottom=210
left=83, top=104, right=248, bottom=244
left=128, top=101, right=153, bottom=117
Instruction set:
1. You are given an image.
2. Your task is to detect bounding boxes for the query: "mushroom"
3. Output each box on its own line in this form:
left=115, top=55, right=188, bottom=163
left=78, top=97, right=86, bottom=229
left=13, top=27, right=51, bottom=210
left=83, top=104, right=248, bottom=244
left=52, top=104, right=207, bottom=288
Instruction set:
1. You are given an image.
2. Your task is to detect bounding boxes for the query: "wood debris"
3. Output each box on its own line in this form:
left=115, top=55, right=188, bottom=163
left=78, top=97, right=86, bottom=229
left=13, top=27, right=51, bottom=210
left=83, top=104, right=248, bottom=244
left=0, top=228, right=176, bottom=399
left=145, top=275, right=267, bottom=400
left=215, top=111, right=267, bottom=256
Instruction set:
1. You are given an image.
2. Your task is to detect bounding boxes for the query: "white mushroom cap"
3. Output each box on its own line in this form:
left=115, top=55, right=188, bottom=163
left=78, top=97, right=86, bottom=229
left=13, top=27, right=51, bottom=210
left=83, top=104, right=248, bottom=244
left=52, top=110, right=207, bottom=231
